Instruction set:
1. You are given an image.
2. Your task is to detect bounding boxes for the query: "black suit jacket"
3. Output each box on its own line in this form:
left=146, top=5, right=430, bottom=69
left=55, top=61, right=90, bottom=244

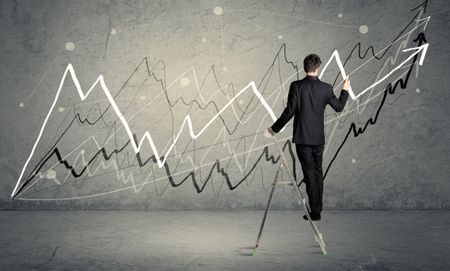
left=271, top=75, right=349, bottom=145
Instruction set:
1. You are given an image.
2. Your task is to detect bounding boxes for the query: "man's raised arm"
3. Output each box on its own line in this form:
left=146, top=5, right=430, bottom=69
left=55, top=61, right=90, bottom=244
left=327, top=78, right=350, bottom=113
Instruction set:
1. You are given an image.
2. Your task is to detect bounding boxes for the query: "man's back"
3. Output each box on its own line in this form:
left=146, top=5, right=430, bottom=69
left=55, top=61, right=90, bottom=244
left=271, top=75, right=349, bottom=145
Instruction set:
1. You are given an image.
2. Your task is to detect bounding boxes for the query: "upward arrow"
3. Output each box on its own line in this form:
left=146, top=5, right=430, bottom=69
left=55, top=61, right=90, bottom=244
left=413, top=32, right=428, bottom=45
left=354, top=41, right=429, bottom=100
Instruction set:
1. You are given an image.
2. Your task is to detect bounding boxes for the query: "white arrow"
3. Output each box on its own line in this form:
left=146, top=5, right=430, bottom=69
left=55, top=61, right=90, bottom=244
left=355, top=43, right=429, bottom=99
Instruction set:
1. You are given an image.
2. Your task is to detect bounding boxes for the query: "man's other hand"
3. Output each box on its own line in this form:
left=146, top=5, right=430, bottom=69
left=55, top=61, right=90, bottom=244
left=343, top=77, right=351, bottom=91
left=267, top=127, right=274, bottom=137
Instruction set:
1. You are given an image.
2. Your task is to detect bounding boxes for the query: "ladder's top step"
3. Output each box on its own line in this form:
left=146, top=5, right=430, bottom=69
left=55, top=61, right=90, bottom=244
left=275, top=182, right=294, bottom=185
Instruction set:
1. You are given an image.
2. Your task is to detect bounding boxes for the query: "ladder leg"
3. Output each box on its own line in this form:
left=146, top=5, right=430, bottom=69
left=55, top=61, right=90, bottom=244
left=292, top=181, right=327, bottom=249
left=253, top=164, right=281, bottom=255
left=297, top=186, right=312, bottom=213
left=271, top=136, right=327, bottom=255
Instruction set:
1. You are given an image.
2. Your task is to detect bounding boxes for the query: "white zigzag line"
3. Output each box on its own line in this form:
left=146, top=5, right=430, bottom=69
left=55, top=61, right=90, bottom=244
left=11, top=64, right=278, bottom=198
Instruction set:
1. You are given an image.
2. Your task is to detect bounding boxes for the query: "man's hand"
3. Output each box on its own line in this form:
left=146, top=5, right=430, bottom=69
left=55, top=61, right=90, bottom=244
left=267, top=127, right=275, bottom=137
left=343, top=77, right=351, bottom=91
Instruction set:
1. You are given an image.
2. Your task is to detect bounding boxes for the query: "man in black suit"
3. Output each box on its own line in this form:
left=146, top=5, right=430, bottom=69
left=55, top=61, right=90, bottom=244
left=268, top=54, right=350, bottom=221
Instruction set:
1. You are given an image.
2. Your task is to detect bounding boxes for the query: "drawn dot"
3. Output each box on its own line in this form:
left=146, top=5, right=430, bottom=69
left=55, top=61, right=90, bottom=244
left=19, top=102, right=24, bottom=107
left=416, top=88, right=420, bottom=93
left=213, top=6, right=223, bottom=16
left=58, top=107, right=64, bottom=112
left=338, top=13, right=343, bottom=18
left=359, top=25, right=368, bottom=34
left=222, top=66, right=228, bottom=72
left=46, top=169, right=57, bottom=179
left=202, top=37, right=207, bottom=42
left=180, top=77, right=190, bottom=86
left=80, top=149, right=86, bottom=154
left=352, top=158, right=357, bottom=164
left=278, top=35, right=283, bottom=39
left=65, top=42, right=75, bottom=51
left=140, top=95, right=146, bottom=100
left=111, top=28, right=116, bottom=35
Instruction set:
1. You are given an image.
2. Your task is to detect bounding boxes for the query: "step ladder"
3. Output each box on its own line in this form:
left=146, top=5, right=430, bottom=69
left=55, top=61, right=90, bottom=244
left=252, top=135, right=327, bottom=256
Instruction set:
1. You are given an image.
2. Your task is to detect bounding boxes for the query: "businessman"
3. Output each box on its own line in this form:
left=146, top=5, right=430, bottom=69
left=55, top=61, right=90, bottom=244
left=268, top=53, right=350, bottom=221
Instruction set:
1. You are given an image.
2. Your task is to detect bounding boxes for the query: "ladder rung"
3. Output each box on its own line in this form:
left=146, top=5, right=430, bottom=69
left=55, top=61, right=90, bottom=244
left=275, top=181, right=293, bottom=186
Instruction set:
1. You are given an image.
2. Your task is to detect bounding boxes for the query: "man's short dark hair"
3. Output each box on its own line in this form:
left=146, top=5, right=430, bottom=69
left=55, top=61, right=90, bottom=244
left=303, top=54, right=322, bottom=73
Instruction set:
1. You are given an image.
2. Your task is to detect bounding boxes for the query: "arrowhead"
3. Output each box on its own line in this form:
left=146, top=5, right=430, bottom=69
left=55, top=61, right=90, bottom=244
left=402, top=43, right=429, bottom=65
left=415, top=16, right=430, bottom=31
left=411, top=0, right=428, bottom=13
left=413, top=32, right=428, bottom=44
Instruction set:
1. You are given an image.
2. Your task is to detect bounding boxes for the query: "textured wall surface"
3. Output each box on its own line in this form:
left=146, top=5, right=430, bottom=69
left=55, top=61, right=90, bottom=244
left=0, top=0, right=449, bottom=209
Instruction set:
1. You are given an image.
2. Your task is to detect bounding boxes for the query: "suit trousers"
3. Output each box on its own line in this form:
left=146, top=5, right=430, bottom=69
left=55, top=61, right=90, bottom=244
left=295, top=144, right=324, bottom=215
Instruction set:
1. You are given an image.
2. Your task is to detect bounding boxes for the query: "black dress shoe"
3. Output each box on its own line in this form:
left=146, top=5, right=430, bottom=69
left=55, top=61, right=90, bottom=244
left=303, top=212, right=321, bottom=221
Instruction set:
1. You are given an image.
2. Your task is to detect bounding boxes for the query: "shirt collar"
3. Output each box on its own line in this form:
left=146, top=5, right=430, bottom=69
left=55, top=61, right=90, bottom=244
left=305, top=75, right=319, bottom=80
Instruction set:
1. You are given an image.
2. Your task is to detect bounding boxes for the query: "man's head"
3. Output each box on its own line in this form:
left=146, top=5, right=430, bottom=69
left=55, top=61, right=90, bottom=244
left=303, top=54, right=322, bottom=75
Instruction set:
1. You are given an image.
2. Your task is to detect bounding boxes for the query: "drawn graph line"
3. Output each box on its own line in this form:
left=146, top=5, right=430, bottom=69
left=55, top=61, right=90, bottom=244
left=13, top=45, right=301, bottom=199
left=323, top=32, right=428, bottom=179
left=15, top=54, right=420, bottom=200
left=12, top=2, right=430, bottom=200
left=11, top=37, right=429, bottom=199
left=14, top=45, right=428, bottom=199
left=16, top=46, right=426, bottom=201
left=10, top=64, right=277, bottom=198
left=225, top=8, right=359, bottom=29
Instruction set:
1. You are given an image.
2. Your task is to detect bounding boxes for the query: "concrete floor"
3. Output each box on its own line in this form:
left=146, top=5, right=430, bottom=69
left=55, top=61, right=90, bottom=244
left=0, top=210, right=449, bottom=271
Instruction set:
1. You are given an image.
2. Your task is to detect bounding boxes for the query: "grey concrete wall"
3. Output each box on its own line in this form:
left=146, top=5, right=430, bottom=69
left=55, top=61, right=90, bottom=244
left=0, top=0, right=449, bottom=209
